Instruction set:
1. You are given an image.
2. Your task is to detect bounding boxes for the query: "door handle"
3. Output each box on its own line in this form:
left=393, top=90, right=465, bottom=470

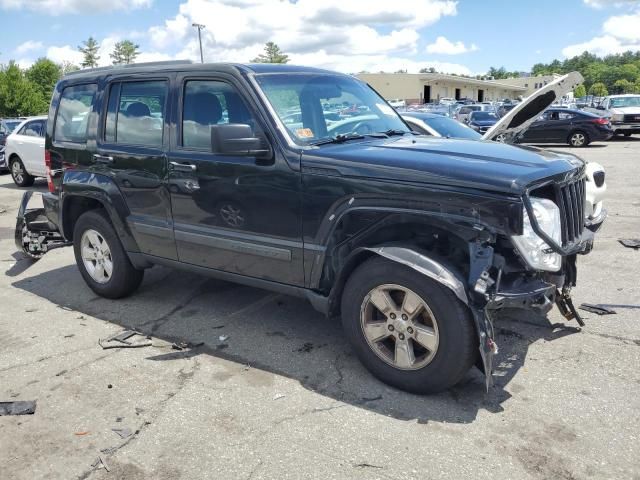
left=169, top=161, right=197, bottom=172
left=93, top=154, right=114, bottom=164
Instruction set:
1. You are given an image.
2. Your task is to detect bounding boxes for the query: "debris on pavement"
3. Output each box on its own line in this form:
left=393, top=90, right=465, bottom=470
left=171, top=341, right=204, bottom=350
left=91, top=455, right=110, bottom=472
left=99, top=330, right=152, bottom=349
left=111, top=427, right=133, bottom=439
left=273, top=393, right=286, bottom=400
left=0, top=401, right=37, bottom=416
left=619, top=239, right=640, bottom=249
left=579, top=303, right=617, bottom=315
left=74, top=431, right=90, bottom=436
left=218, top=335, right=229, bottom=342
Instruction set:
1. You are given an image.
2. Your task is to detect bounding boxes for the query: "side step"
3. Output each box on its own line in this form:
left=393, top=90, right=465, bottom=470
left=15, top=191, right=69, bottom=259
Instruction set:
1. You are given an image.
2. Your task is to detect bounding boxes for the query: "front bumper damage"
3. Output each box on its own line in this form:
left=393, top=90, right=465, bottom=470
left=15, top=191, right=68, bottom=259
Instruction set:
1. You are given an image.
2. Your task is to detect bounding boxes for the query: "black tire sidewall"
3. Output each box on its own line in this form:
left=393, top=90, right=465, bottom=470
left=73, top=210, right=143, bottom=299
left=341, top=257, right=476, bottom=394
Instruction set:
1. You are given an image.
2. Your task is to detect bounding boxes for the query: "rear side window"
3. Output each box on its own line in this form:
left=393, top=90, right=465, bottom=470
left=54, top=84, right=96, bottom=143
left=105, top=80, right=167, bottom=147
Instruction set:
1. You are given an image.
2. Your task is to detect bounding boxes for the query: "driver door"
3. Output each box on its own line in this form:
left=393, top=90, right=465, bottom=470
left=168, top=75, right=305, bottom=286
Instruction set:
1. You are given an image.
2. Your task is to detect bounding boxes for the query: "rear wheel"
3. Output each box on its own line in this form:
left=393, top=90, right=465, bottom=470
left=73, top=210, right=144, bottom=299
left=568, top=130, right=589, bottom=147
left=10, top=156, right=34, bottom=187
left=623, top=132, right=632, bottom=137
left=341, top=257, right=476, bottom=394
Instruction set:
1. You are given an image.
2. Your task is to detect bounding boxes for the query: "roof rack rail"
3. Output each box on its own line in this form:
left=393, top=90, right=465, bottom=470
left=64, top=59, right=194, bottom=76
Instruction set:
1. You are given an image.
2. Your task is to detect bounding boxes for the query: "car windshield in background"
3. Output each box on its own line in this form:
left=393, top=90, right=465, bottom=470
left=610, top=96, right=640, bottom=108
left=470, top=112, right=498, bottom=121
left=5, top=120, right=22, bottom=132
left=424, top=116, right=482, bottom=140
left=254, top=73, right=410, bottom=145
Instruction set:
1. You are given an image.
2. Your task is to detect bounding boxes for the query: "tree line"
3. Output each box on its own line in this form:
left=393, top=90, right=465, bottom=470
left=0, top=36, right=141, bottom=116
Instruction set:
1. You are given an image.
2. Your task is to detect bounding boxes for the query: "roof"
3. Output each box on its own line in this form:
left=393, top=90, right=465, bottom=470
left=62, top=60, right=341, bottom=81
left=357, top=72, right=527, bottom=91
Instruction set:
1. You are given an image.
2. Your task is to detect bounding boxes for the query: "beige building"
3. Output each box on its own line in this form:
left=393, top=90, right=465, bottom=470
left=490, top=74, right=562, bottom=97
left=357, top=73, right=527, bottom=104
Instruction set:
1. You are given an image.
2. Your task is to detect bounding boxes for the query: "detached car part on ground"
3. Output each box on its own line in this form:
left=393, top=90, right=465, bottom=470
left=15, top=63, right=603, bottom=395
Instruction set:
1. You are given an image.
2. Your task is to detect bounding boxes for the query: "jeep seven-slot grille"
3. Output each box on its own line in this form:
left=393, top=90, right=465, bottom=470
left=557, top=177, right=586, bottom=245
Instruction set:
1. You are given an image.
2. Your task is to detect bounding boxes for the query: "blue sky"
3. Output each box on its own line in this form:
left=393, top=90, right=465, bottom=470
left=1, top=0, right=639, bottom=75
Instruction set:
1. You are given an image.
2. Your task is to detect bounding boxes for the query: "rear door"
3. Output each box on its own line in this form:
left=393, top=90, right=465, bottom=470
left=18, top=119, right=46, bottom=175
left=95, top=77, right=177, bottom=260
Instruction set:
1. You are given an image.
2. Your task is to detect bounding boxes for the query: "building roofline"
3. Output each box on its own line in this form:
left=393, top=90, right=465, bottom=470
left=356, top=72, right=527, bottom=91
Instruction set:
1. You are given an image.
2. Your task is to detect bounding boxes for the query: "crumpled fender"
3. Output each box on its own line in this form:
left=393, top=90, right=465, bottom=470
left=363, top=245, right=496, bottom=390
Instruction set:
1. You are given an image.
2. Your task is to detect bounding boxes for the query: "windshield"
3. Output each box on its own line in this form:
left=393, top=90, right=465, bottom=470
left=255, top=73, right=410, bottom=145
left=610, top=96, right=640, bottom=108
left=423, top=116, right=482, bottom=140
left=470, top=112, right=498, bottom=121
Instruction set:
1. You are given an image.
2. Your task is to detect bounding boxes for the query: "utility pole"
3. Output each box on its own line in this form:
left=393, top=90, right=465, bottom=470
left=192, top=23, right=205, bottom=63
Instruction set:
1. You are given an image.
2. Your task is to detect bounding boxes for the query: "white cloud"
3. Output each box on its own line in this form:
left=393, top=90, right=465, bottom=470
left=603, top=10, right=640, bottom=41
left=562, top=34, right=640, bottom=57
left=425, top=36, right=478, bottom=55
left=583, top=0, right=639, bottom=8
left=46, top=45, right=84, bottom=65
left=0, top=0, right=152, bottom=14
left=15, top=40, right=43, bottom=55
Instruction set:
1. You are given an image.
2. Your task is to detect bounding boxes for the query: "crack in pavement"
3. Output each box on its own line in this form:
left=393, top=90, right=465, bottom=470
left=76, top=356, right=202, bottom=479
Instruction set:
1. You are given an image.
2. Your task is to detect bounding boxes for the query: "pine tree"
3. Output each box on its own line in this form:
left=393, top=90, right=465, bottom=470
left=110, top=40, right=140, bottom=65
left=78, top=37, right=100, bottom=68
left=251, top=42, right=289, bottom=64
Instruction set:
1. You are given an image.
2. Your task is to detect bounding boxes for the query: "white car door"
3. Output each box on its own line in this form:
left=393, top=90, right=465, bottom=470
left=16, top=119, right=46, bottom=176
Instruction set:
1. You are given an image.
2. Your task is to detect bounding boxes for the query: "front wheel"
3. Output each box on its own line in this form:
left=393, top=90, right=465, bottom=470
left=341, top=257, right=476, bottom=394
left=73, top=210, right=144, bottom=299
left=568, top=131, right=589, bottom=147
left=10, top=157, right=34, bottom=187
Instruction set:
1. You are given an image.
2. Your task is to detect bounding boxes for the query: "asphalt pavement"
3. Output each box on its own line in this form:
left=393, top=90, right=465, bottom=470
left=0, top=138, right=638, bottom=480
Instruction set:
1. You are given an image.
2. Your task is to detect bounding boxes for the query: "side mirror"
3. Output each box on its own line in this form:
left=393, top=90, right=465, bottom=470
left=211, top=124, right=272, bottom=159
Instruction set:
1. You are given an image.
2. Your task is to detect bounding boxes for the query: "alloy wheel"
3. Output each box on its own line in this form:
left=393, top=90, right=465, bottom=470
left=570, top=133, right=586, bottom=146
left=11, top=160, right=24, bottom=184
left=80, top=229, right=113, bottom=284
left=219, top=204, right=245, bottom=228
left=360, top=284, right=440, bottom=370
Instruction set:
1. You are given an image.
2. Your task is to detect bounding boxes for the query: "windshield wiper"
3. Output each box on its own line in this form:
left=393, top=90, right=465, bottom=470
left=310, top=132, right=388, bottom=146
left=381, top=128, right=411, bottom=136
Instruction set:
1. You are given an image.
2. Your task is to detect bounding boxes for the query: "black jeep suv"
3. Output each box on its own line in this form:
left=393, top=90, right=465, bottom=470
left=16, top=61, right=601, bottom=394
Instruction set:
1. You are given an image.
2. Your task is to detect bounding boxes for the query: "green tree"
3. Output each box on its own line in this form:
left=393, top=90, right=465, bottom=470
left=634, top=80, right=640, bottom=93
left=419, top=67, right=437, bottom=73
left=0, top=61, right=48, bottom=116
left=78, top=37, right=100, bottom=68
left=110, top=40, right=140, bottom=65
left=589, top=82, right=609, bottom=97
left=573, top=84, right=587, bottom=98
left=26, top=57, right=61, bottom=100
left=251, top=42, right=289, bottom=64
left=60, top=61, right=80, bottom=75
left=613, top=79, right=634, bottom=94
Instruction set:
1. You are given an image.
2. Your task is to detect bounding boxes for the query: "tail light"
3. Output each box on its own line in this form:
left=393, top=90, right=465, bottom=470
left=591, top=117, right=609, bottom=125
left=44, top=149, right=55, bottom=193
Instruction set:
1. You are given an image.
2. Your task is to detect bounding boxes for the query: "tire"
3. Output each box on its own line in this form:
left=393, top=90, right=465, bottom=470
left=341, top=256, right=476, bottom=394
left=623, top=132, right=632, bottom=137
left=568, top=130, right=589, bottom=147
left=10, top=156, right=35, bottom=187
left=73, top=209, right=144, bottom=299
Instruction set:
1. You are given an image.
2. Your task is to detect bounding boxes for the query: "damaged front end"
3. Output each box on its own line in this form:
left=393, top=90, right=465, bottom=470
left=15, top=191, right=68, bottom=259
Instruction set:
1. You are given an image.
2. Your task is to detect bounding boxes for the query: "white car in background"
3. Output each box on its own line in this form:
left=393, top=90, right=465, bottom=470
left=387, top=99, right=406, bottom=108
left=4, top=116, right=47, bottom=187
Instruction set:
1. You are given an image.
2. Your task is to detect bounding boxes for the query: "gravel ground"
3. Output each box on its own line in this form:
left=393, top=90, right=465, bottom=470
left=0, top=138, right=638, bottom=480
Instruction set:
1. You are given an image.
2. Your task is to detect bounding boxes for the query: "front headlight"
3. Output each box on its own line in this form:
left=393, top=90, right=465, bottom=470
left=611, top=113, right=624, bottom=122
left=511, top=197, right=562, bottom=272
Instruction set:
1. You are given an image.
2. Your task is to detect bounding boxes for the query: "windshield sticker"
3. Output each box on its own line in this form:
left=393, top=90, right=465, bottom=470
left=296, top=128, right=314, bottom=138
left=377, top=103, right=396, bottom=116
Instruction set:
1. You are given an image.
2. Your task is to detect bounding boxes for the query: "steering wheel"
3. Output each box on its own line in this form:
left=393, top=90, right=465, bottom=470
left=352, top=121, right=375, bottom=134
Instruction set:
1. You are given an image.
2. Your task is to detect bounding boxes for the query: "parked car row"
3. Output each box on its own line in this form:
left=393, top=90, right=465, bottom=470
left=1, top=116, right=47, bottom=186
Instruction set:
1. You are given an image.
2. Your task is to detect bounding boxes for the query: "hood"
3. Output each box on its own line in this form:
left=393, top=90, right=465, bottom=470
left=483, top=72, right=584, bottom=142
left=301, top=136, right=583, bottom=194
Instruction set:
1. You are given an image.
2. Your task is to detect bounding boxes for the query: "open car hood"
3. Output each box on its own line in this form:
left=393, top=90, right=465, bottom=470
left=482, top=72, right=584, bottom=143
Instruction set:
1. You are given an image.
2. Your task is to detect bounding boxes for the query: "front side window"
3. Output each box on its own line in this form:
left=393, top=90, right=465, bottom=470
left=110, top=81, right=167, bottom=147
left=182, top=80, right=256, bottom=149
left=54, top=84, right=96, bottom=143
left=254, top=73, right=410, bottom=145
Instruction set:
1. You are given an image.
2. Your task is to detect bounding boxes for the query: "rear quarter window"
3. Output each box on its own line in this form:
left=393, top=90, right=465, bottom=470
left=54, top=84, right=97, bottom=143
